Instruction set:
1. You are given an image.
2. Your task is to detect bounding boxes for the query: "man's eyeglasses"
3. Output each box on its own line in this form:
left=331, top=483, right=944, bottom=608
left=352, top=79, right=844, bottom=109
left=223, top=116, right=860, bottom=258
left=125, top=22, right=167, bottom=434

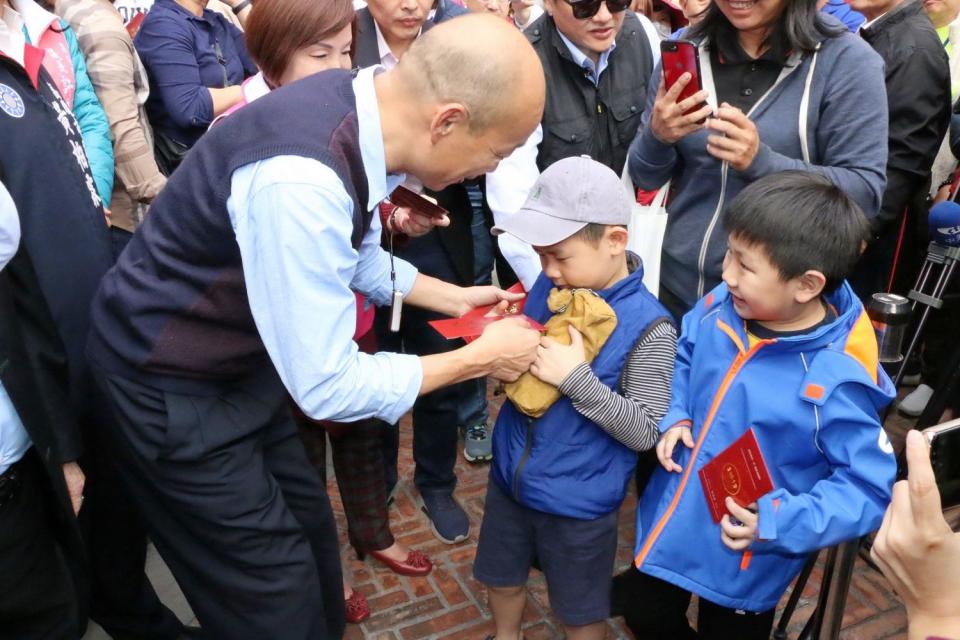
left=563, top=0, right=630, bottom=20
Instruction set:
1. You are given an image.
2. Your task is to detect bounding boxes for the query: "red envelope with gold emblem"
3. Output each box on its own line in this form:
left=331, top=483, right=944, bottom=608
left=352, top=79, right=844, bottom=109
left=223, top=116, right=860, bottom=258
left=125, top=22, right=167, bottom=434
left=698, top=428, right=774, bottom=523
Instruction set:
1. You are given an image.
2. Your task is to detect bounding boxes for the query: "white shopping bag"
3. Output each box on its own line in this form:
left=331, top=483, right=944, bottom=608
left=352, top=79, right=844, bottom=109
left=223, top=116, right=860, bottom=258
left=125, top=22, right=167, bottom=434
left=622, top=165, right=668, bottom=296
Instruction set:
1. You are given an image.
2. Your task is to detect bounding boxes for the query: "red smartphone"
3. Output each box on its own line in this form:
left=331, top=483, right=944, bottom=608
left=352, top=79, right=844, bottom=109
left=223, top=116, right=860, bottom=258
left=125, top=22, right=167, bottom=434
left=660, top=39, right=704, bottom=116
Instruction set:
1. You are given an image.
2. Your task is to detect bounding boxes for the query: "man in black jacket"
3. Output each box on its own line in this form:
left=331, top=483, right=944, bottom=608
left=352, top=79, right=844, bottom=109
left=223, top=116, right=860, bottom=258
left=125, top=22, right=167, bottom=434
left=849, top=0, right=951, bottom=298
left=485, top=0, right=659, bottom=289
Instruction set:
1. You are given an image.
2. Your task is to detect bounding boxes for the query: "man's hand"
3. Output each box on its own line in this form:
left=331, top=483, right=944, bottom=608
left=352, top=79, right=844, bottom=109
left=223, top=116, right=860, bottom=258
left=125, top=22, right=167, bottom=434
left=529, top=325, right=586, bottom=387
left=471, top=316, right=540, bottom=382
left=62, top=461, right=85, bottom=515
left=649, top=75, right=712, bottom=145
left=720, top=499, right=758, bottom=551
left=656, top=425, right=694, bottom=473
left=871, top=430, right=960, bottom=640
left=387, top=206, right=450, bottom=238
left=706, top=103, right=761, bottom=172
left=457, top=285, right=525, bottom=318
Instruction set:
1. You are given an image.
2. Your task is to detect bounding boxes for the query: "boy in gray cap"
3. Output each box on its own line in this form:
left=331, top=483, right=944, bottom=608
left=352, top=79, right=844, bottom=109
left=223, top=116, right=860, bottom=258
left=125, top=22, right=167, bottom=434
left=473, top=156, right=678, bottom=640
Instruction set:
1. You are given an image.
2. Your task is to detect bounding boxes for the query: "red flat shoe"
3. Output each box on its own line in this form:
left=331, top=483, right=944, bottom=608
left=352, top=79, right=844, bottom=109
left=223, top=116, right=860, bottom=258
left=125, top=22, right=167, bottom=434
left=363, top=548, right=433, bottom=577
left=344, top=589, right=370, bottom=624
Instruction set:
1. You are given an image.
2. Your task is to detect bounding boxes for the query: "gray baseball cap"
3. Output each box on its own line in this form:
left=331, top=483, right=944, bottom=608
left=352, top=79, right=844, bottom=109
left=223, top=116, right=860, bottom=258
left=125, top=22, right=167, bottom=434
left=491, top=155, right=631, bottom=247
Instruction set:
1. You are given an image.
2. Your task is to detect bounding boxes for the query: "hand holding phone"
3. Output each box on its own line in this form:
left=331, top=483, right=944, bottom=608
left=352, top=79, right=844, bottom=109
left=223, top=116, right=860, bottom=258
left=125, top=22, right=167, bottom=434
left=651, top=40, right=712, bottom=144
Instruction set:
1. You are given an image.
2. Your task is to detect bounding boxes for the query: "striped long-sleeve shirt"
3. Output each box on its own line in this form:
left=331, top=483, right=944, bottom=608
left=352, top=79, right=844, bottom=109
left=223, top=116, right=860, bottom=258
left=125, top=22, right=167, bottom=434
left=556, top=319, right=677, bottom=452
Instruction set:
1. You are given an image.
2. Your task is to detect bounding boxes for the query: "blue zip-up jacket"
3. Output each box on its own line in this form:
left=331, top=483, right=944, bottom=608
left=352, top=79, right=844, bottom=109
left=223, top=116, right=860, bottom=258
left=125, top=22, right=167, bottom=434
left=628, top=23, right=888, bottom=310
left=634, top=282, right=896, bottom=612
left=491, top=262, right=670, bottom=519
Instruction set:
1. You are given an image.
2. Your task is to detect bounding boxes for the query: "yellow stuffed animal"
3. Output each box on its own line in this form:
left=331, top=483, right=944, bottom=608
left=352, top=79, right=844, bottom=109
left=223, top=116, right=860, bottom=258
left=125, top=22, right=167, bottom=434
left=505, top=288, right=618, bottom=417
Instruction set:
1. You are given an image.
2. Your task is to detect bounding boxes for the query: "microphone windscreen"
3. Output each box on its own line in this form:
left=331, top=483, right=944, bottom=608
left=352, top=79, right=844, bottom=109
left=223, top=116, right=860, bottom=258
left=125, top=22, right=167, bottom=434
left=929, top=201, right=960, bottom=247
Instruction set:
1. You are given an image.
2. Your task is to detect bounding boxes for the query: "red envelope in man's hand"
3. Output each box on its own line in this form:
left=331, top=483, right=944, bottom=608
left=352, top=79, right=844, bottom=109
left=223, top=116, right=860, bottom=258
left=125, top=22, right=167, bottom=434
left=429, top=283, right=544, bottom=341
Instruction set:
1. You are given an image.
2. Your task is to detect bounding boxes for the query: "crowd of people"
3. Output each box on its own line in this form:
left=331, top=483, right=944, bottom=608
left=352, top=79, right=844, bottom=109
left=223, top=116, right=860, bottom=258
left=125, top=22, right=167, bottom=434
left=0, top=0, right=959, bottom=637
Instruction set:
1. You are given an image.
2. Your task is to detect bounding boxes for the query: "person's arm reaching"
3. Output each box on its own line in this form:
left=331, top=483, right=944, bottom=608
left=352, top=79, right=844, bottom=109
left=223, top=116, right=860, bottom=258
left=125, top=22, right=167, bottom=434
left=229, top=156, right=540, bottom=424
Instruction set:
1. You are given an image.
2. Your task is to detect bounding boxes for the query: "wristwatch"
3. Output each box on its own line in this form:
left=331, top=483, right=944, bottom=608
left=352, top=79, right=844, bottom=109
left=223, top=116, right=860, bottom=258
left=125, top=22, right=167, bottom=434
left=232, top=0, right=252, bottom=15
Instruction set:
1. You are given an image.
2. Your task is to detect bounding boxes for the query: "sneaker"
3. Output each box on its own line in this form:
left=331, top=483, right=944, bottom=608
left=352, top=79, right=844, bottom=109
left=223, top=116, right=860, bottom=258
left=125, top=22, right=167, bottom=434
left=463, top=423, right=492, bottom=462
left=419, top=492, right=469, bottom=544
left=899, top=383, right=934, bottom=417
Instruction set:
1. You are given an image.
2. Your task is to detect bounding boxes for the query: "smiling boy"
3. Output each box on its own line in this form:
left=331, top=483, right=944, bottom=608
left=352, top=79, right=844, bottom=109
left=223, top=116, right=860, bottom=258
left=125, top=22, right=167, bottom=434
left=618, top=171, right=897, bottom=640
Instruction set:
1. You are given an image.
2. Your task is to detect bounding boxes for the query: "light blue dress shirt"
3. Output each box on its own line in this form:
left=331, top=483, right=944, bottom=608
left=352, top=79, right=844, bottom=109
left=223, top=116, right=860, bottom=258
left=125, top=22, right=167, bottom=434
left=0, top=181, right=33, bottom=476
left=557, top=31, right=617, bottom=87
left=226, top=67, right=423, bottom=425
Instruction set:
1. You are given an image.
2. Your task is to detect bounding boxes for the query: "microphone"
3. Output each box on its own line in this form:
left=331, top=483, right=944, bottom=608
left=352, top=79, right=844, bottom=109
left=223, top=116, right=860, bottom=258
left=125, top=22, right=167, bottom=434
left=928, top=201, right=960, bottom=247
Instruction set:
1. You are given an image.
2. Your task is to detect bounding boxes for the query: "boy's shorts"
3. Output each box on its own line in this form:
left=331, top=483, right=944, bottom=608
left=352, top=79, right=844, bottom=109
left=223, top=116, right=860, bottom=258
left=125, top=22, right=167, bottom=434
left=472, top=479, right=618, bottom=627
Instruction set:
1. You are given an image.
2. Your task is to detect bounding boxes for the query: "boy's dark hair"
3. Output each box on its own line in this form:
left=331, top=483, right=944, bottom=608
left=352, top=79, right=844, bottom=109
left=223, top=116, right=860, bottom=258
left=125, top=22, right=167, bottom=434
left=572, top=223, right=610, bottom=245
left=723, top=171, right=870, bottom=293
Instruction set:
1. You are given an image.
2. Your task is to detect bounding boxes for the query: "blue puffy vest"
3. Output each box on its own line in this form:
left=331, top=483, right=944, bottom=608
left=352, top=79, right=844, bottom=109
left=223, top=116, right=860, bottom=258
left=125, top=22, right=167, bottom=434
left=490, top=261, right=670, bottom=519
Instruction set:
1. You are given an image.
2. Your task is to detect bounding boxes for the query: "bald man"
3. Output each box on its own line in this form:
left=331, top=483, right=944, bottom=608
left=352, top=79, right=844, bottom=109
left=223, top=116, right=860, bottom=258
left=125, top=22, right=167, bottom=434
left=86, top=15, right=546, bottom=640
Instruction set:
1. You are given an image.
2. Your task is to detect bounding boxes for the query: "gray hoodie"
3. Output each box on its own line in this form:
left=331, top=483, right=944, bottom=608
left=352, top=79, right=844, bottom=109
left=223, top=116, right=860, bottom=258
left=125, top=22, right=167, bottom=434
left=629, top=25, right=888, bottom=309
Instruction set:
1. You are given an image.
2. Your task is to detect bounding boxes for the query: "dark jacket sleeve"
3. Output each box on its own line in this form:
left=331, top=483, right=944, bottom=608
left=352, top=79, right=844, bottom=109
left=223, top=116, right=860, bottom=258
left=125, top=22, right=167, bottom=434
left=0, top=253, right=83, bottom=464
left=875, top=44, right=951, bottom=232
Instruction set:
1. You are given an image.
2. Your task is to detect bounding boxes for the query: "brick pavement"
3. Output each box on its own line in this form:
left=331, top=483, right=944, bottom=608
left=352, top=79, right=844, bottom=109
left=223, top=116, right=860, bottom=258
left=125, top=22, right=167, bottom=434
left=333, top=389, right=914, bottom=640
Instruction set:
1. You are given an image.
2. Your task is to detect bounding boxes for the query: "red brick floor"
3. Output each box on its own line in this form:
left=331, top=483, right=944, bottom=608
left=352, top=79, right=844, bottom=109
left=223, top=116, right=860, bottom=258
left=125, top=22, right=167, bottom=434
left=330, top=388, right=917, bottom=640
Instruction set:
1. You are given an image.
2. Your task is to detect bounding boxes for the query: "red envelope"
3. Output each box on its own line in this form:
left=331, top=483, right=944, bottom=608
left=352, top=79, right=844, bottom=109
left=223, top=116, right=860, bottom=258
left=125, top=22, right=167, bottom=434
left=429, top=283, right=545, bottom=341
left=698, top=428, right=774, bottom=523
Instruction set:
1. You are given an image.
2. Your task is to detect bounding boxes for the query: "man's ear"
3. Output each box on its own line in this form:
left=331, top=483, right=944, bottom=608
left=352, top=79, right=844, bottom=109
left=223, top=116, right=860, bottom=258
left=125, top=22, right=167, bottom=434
left=794, top=270, right=827, bottom=304
left=429, top=103, right=469, bottom=144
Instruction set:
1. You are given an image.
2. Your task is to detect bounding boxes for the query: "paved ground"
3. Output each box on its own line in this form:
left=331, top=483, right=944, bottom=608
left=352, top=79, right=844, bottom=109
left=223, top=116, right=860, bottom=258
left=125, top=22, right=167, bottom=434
left=85, top=386, right=930, bottom=640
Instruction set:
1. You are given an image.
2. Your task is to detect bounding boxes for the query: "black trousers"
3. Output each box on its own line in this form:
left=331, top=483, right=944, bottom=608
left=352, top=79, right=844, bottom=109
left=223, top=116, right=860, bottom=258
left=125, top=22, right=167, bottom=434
left=376, top=231, right=465, bottom=497
left=0, top=449, right=78, bottom=640
left=81, top=414, right=186, bottom=640
left=614, top=566, right=775, bottom=640
left=96, top=368, right=345, bottom=640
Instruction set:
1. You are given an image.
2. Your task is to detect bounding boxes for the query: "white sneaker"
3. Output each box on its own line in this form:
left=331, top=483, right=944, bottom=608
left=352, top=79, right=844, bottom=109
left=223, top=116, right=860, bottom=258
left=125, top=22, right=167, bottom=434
left=898, top=383, right=934, bottom=417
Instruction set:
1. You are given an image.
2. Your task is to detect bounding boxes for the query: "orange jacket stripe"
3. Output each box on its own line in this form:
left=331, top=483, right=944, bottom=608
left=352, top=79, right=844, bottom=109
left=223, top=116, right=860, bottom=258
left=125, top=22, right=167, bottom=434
left=634, top=335, right=772, bottom=568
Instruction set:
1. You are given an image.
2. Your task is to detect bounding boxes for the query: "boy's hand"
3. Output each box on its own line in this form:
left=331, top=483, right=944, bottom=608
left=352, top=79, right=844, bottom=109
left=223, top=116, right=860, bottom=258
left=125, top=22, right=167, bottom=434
left=656, top=425, right=694, bottom=473
left=529, top=325, right=586, bottom=387
left=720, top=498, right=758, bottom=551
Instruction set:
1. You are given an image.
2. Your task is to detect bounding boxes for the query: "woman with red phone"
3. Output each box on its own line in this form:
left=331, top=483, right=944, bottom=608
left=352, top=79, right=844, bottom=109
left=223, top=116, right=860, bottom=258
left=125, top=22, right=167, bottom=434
left=626, top=0, right=889, bottom=324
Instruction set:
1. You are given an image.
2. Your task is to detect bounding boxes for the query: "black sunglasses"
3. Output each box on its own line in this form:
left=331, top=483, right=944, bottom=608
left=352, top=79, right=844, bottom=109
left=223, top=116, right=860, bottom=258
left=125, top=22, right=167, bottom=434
left=564, top=0, right=630, bottom=19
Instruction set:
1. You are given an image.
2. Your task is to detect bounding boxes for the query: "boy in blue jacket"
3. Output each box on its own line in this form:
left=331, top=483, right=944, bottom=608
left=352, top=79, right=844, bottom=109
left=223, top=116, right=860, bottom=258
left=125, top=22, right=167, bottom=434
left=619, top=171, right=897, bottom=639
left=473, top=157, right=677, bottom=640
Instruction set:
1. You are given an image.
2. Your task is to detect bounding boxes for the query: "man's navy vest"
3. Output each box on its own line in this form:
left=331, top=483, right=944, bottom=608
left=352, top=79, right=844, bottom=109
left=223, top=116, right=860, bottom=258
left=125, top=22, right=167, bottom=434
left=88, top=70, right=372, bottom=390
left=491, top=261, right=670, bottom=520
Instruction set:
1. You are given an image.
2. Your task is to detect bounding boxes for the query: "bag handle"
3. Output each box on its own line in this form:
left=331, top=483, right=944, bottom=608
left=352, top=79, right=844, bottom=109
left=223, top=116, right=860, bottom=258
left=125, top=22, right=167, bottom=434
left=621, top=161, right=670, bottom=213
